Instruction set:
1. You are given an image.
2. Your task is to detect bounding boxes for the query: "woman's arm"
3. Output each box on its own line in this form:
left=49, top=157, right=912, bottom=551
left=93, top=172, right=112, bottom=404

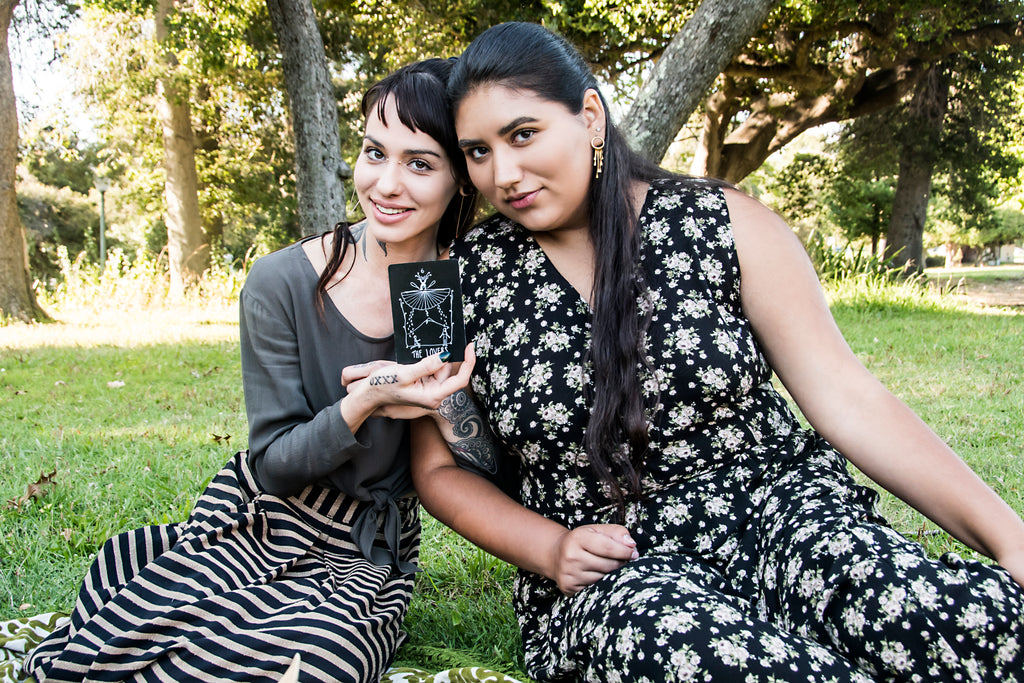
left=411, top=394, right=638, bottom=596
left=240, top=279, right=472, bottom=496
left=726, top=188, right=1024, bottom=584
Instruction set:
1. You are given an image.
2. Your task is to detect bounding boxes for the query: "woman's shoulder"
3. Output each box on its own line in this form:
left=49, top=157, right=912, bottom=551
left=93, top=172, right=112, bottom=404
left=646, top=175, right=730, bottom=207
left=240, top=238, right=317, bottom=310
left=245, top=239, right=312, bottom=286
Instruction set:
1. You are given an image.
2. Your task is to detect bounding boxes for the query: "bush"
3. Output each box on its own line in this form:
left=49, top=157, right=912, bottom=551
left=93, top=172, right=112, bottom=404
left=35, top=246, right=246, bottom=316
left=18, top=173, right=102, bottom=282
left=803, top=231, right=900, bottom=284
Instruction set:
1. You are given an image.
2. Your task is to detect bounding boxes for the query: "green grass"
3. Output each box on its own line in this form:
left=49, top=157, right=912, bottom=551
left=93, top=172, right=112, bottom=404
left=925, top=264, right=1024, bottom=283
left=824, top=277, right=1024, bottom=557
left=1, top=273, right=1022, bottom=680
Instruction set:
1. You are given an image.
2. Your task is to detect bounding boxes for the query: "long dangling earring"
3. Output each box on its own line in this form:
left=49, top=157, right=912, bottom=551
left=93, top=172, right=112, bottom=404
left=348, top=183, right=360, bottom=214
left=457, top=188, right=469, bottom=234
left=591, top=132, right=605, bottom=179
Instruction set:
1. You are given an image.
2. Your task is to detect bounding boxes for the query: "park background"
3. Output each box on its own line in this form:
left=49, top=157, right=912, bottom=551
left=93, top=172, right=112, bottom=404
left=1, top=1, right=1024, bottom=678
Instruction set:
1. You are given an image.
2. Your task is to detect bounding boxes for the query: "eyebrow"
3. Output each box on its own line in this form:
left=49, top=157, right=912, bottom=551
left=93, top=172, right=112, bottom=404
left=364, top=134, right=442, bottom=158
left=458, top=116, right=539, bottom=149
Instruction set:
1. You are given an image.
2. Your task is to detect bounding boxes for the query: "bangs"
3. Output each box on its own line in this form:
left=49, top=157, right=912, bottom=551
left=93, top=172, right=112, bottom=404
left=367, top=72, right=456, bottom=153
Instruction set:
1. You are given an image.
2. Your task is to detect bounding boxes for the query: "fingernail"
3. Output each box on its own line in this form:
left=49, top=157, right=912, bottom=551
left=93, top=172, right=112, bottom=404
left=622, top=534, right=636, bottom=547
left=439, top=351, right=451, bottom=362
left=630, top=550, right=639, bottom=560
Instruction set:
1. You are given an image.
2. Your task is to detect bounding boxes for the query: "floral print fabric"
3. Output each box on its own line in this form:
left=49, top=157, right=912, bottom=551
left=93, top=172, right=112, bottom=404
left=452, top=178, right=1024, bottom=682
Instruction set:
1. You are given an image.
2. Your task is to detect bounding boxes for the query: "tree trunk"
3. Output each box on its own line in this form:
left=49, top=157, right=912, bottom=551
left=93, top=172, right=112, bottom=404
left=0, top=0, right=45, bottom=321
left=884, top=65, right=950, bottom=274
left=266, top=0, right=348, bottom=237
left=156, top=0, right=207, bottom=294
left=623, top=0, right=777, bottom=167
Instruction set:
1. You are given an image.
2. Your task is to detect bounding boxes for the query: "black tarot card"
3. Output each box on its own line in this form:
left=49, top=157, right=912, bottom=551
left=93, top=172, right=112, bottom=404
left=388, top=259, right=466, bottom=363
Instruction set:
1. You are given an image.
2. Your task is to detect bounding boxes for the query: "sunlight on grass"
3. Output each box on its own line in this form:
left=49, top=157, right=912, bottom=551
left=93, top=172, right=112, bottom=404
left=0, top=306, right=239, bottom=349
left=3, top=248, right=241, bottom=348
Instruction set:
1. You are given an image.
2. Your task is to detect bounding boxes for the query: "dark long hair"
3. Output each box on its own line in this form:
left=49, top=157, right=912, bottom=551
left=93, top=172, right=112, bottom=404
left=315, top=58, right=478, bottom=313
left=449, top=22, right=685, bottom=518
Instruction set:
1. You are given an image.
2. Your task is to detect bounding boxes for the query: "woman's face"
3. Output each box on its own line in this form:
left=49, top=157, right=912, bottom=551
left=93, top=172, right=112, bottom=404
left=354, top=95, right=459, bottom=251
left=455, top=84, right=603, bottom=235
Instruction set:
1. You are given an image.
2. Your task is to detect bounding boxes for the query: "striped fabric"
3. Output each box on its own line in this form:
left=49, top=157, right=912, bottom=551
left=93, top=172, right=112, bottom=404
left=26, top=452, right=420, bottom=683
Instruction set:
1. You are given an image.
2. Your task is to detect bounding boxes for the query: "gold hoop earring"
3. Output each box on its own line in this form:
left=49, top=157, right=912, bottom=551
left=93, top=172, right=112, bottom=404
left=591, top=136, right=605, bottom=179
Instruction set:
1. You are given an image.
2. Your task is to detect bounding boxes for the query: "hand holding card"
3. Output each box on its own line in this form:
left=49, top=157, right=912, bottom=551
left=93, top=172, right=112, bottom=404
left=388, top=259, right=466, bottom=363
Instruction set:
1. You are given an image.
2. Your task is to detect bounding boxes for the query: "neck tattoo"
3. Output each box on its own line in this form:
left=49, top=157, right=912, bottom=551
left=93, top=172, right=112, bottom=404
left=377, top=240, right=388, bottom=256
left=350, top=223, right=372, bottom=262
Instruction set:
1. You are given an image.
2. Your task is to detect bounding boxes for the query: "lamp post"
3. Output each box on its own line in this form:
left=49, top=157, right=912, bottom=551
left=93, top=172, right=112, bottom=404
left=94, top=176, right=111, bottom=269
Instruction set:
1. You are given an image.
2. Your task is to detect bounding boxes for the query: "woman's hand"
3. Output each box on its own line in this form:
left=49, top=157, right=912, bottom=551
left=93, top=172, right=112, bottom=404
left=551, top=524, right=639, bottom=596
left=341, top=344, right=476, bottom=422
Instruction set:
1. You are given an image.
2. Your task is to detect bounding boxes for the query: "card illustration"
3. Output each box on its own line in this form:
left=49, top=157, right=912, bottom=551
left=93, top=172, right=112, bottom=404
left=388, top=260, right=465, bottom=363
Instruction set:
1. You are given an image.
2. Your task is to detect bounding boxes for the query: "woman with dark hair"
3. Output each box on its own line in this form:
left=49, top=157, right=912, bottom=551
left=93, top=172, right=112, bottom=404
left=27, top=58, right=477, bottom=683
left=412, top=23, right=1024, bottom=682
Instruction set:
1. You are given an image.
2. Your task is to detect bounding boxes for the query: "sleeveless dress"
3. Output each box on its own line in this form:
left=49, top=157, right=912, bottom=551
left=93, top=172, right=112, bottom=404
left=452, top=178, right=1024, bottom=682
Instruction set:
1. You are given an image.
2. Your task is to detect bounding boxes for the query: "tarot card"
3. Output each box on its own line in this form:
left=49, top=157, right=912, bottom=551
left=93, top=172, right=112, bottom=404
left=388, top=259, right=466, bottom=363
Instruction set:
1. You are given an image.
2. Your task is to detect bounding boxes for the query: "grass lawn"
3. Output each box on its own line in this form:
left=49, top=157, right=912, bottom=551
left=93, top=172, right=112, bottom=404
left=925, top=263, right=1024, bottom=283
left=2, top=277, right=1022, bottom=678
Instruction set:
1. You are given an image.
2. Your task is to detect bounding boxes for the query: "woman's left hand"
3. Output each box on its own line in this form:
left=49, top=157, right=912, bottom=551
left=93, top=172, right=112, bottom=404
left=341, top=344, right=476, bottom=420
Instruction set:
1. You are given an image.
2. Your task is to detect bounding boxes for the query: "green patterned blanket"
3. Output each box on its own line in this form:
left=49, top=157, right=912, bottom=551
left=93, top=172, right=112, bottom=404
left=0, top=614, right=527, bottom=683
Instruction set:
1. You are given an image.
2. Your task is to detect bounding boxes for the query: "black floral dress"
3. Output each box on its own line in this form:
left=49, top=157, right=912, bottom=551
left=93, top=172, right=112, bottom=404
left=451, top=178, right=1024, bottom=683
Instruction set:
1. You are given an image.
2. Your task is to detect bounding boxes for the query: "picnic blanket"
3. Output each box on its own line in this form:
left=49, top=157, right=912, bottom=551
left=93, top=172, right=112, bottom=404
left=0, top=614, right=527, bottom=683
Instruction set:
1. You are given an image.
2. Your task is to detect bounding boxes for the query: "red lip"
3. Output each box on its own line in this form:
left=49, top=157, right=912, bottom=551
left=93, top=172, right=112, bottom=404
left=507, top=189, right=540, bottom=210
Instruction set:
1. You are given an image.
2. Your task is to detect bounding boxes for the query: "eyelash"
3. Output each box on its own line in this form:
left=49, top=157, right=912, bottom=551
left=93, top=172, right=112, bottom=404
left=465, top=127, right=537, bottom=161
left=363, top=147, right=434, bottom=172
left=511, top=128, right=535, bottom=144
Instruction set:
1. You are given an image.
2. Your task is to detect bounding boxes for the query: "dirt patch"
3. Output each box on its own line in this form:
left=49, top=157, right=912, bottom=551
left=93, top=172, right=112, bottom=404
left=942, top=278, right=1024, bottom=308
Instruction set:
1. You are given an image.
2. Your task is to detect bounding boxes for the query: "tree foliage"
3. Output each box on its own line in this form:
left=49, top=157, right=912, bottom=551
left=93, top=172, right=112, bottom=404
left=768, top=48, right=1023, bottom=267
left=13, top=0, right=1024, bottom=290
left=693, top=0, right=1024, bottom=182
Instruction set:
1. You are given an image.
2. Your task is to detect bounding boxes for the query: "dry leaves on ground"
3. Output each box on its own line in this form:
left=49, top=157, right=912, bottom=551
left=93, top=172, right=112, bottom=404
left=5, top=469, right=58, bottom=510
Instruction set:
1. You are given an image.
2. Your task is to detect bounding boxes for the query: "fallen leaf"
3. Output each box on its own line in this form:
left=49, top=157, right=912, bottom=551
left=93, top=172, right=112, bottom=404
left=107, top=380, right=126, bottom=389
left=5, top=469, right=58, bottom=510
left=211, top=433, right=231, bottom=444
left=14, top=389, right=27, bottom=395
left=60, top=528, right=73, bottom=542
left=19, top=603, right=33, bottom=612
left=54, top=380, right=67, bottom=387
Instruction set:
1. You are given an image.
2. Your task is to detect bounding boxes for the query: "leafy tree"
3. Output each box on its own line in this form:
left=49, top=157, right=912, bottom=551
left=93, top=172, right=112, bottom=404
left=266, top=0, right=349, bottom=237
left=689, top=1, right=1024, bottom=183
left=766, top=152, right=835, bottom=236
left=0, top=0, right=75, bottom=320
left=64, top=2, right=298, bottom=265
left=884, top=50, right=1024, bottom=271
left=621, top=0, right=778, bottom=163
left=154, top=0, right=207, bottom=290
left=0, top=0, right=41, bottom=320
left=884, top=64, right=950, bottom=272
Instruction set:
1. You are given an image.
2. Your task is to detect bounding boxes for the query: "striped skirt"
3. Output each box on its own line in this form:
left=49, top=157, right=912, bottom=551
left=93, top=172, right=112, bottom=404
left=26, top=451, right=420, bottom=683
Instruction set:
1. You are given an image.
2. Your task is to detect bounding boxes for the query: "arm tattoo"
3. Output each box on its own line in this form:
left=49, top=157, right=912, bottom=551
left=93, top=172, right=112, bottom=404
left=438, top=390, right=499, bottom=474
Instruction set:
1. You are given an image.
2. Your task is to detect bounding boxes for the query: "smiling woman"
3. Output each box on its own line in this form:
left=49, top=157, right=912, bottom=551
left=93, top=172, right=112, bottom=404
left=412, top=22, right=1024, bottom=683
left=24, top=59, right=479, bottom=683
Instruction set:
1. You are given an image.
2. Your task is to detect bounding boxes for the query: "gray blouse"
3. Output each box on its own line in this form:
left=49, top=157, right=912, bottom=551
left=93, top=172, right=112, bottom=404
left=239, top=237, right=413, bottom=569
